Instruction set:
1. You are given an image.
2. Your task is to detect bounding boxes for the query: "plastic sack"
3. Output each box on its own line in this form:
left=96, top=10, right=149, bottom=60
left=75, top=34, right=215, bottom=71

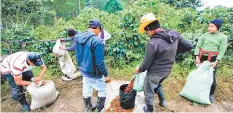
left=180, top=61, right=214, bottom=104
left=53, top=40, right=82, bottom=79
left=133, top=72, right=146, bottom=92
left=53, top=40, right=66, bottom=57
left=27, top=80, right=59, bottom=110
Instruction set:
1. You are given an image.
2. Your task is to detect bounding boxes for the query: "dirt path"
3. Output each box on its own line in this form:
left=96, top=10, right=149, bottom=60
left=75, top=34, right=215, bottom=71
left=1, top=77, right=233, bottom=112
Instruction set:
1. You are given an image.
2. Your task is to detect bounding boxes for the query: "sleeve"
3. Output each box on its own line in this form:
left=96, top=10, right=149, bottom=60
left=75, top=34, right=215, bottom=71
left=66, top=40, right=76, bottom=51
left=11, top=60, right=24, bottom=76
left=176, top=36, right=194, bottom=54
left=139, top=44, right=156, bottom=72
left=216, top=36, right=228, bottom=61
left=103, top=29, right=111, bottom=41
left=63, top=37, right=73, bottom=42
left=94, top=40, right=108, bottom=77
left=194, top=34, right=205, bottom=56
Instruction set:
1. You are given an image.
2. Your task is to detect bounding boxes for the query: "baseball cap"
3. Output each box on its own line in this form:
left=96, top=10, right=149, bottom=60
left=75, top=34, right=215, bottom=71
left=27, top=52, right=43, bottom=66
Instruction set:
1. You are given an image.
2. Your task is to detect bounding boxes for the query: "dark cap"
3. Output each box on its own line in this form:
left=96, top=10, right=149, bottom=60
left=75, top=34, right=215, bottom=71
left=89, top=19, right=102, bottom=29
left=27, top=52, right=43, bottom=66
left=210, top=19, right=223, bottom=30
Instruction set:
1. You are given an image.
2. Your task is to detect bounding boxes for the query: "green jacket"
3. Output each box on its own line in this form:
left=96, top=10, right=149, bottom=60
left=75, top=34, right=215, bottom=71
left=194, top=31, right=228, bottom=61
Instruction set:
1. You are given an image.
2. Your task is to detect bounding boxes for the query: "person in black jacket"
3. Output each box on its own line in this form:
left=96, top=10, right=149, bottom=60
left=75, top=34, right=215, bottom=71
left=136, top=13, right=193, bottom=112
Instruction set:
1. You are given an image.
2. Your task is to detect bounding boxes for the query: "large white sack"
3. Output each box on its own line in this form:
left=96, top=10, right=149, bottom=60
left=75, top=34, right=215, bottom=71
left=27, top=80, right=59, bottom=110
left=53, top=39, right=82, bottom=79
left=180, top=61, right=214, bottom=104
left=53, top=40, right=66, bottom=57
left=58, top=52, right=82, bottom=79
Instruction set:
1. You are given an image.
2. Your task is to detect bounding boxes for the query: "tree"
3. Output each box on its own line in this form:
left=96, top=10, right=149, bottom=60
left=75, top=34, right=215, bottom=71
left=103, top=0, right=123, bottom=13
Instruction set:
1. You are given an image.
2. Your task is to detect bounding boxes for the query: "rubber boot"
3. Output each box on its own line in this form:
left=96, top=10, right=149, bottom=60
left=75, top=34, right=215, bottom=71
left=157, top=87, right=167, bottom=108
left=143, top=104, right=154, bottom=112
left=96, top=97, right=106, bottom=112
left=18, top=96, right=30, bottom=112
left=209, top=95, right=215, bottom=103
left=83, top=97, right=92, bottom=112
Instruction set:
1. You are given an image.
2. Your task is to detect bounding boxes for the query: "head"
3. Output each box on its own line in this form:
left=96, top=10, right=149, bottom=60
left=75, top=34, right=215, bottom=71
left=138, top=13, right=160, bottom=36
left=27, top=52, right=43, bottom=66
left=208, top=19, right=223, bottom=33
left=67, top=28, right=77, bottom=38
left=144, top=20, right=160, bottom=36
left=88, top=19, right=102, bottom=35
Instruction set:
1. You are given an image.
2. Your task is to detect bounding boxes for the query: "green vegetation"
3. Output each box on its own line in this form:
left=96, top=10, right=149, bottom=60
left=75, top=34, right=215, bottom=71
left=1, top=0, right=232, bottom=78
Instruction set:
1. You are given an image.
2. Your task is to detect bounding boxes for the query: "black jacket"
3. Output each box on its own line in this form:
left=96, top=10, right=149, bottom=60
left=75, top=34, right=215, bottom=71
left=139, top=29, right=193, bottom=78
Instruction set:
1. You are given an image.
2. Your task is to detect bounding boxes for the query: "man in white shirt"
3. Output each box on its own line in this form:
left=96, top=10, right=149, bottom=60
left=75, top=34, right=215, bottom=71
left=0, top=52, right=47, bottom=111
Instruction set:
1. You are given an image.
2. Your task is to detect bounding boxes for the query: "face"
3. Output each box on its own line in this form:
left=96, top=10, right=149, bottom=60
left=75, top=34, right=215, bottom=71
left=88, top=27, right=101, bottom=35
left=27, top=60, right=35, bottom=66
left=208, top=23, right=218, bottom=33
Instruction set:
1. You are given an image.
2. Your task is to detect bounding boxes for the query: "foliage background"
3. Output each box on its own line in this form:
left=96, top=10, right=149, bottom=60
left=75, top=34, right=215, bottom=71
left=1, top=0, right=232, bottom=77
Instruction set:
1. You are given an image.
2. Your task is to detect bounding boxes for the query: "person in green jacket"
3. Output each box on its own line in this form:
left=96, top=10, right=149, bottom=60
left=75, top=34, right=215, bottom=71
left=194, top=19, right=228, bottom=103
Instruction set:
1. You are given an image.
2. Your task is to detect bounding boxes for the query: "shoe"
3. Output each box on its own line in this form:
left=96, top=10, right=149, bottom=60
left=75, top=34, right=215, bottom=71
left=19, top=96, right=30, bottom=112
left=143, top=104, right=154, bottom=112
left=210, top=95, right=215, bottom=103
left=157, top=86, right=167, bottom=108
left=62, top=75, right=73, bottom=81
left=97, top=97, right=106, bottom=112
left=83, top=97, right=92, bottom=112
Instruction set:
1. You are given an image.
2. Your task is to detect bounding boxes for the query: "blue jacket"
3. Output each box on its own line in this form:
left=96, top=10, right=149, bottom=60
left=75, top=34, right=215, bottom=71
left=75, top=31, right=108, bottom=78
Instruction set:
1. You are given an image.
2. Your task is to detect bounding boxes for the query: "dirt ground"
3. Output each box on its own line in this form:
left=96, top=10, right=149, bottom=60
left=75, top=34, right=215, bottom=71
left=1, top=76, right=233, bottom=112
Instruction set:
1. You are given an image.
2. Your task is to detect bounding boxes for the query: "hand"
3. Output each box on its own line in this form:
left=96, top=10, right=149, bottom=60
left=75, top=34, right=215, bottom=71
left=60, top=38, right=64, bottom=42
left=211, top=61, right=218, bottom=68
left=33, top=77, right=43, bottom=85
left=136, top=66, right=140, bottom=74
left=105, top=76, right=111, bottom=83
left=59, top=46, right=66, bottom=50
left=195, top=58, right=201, bottom=64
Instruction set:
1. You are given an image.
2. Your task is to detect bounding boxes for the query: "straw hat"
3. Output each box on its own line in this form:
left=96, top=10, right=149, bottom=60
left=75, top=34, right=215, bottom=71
left=138, top=13, right=159, bottom=34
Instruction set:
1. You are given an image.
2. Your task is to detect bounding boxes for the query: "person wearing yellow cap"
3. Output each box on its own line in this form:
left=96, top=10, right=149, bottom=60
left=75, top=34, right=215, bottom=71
left=136, top=13, right=193, bottom=112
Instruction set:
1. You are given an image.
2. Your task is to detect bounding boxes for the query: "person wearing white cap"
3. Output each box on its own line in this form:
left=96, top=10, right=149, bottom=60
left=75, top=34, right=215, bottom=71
left=136, top=13, right=193, bottom=112
left=0, top=51, right=47, bottom=112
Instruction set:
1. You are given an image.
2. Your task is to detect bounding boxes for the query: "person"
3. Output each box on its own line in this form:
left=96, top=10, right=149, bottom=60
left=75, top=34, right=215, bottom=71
left=194, top=19, right=228, bottom=103
left=74, top=19, right=111, bottom=112
left=136, top=13, right=193, bottom=112
left=0, top=52, right=47, bottom=112
left=59, top=28, right=79, bottom=51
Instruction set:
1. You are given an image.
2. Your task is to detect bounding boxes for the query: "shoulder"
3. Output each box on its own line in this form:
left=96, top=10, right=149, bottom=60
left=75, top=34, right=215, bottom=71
left=218, top=32, right=228, bottom=39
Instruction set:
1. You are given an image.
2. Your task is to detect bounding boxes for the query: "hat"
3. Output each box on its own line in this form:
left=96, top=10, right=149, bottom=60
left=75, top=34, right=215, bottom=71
left=67, top=28, right=77, bottom=37
left=27, top=52, right=43, bottom=66
left=89, top=19, right=102, bottom=29
left=138, top=13, right=160, bottom=34
left=210, top=19, right=223, bottom=30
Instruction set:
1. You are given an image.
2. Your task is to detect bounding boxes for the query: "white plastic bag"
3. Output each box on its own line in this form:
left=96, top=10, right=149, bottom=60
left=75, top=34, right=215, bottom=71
left=53, top=40, right=82, bottom=79
left=180, top=61, right=214, bottom=104
left=53, top=40, right=66, bottom=57
left=27, top=80, right=59, bottom=110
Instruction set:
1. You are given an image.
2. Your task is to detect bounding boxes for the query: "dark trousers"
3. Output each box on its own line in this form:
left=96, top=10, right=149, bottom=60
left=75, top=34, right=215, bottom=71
left=3, top=71, right=34, bottom=101
left=200, top=56, right=217, bottom=95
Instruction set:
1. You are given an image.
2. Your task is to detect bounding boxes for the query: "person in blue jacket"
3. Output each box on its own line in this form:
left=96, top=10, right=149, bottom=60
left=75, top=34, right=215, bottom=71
left=75, top=19, right=111, bottom=112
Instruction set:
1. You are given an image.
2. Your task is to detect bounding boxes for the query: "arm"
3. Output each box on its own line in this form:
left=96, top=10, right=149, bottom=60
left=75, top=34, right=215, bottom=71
left=176, top=36, right=194, bottom=54
left=36, top=64, right=47, bottom=81
left=14, top=75, right=32, bottom=86
left=194, top=35, right=205, bottom=56
left=94, top=40, right=108, bottom=77
left=139, top=44, right=156, bottom=72
left=216, top=36, right=228, bottom=61
left=65, top=40, right=76, bottom=51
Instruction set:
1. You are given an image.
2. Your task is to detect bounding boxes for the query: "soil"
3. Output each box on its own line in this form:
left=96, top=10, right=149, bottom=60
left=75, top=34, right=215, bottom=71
left=1, top=77, right=233, bottom=112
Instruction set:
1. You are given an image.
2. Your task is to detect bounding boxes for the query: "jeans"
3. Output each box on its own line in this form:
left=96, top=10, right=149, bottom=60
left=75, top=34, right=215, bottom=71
left=3, top=71, right=34, bottom=101
left=82, top=76, right=107, bottom=98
